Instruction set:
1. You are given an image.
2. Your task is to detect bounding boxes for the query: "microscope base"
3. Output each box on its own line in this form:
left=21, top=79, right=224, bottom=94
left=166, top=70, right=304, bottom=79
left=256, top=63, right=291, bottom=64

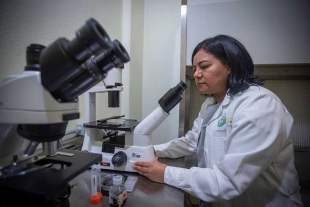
left=0, top=149, right=101, bottom=207
left=86, top=145, right=155, bottom=172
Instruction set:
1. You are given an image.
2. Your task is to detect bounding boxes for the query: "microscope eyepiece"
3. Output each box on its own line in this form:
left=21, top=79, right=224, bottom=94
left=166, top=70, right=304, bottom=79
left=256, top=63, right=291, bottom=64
left=113, top=40, right=130, bottom=63
left=175, top=81, right=187, bottom=95
left=25, top=44, right=46, bottom=71
left=93, top=40, right=130, bottom=73
left=67, top=18, right=112, bottom=64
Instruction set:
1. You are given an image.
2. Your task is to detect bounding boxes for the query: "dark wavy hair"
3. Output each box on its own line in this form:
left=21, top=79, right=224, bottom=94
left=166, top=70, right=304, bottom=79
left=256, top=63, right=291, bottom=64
left=192, top=35, right=263, bottom=96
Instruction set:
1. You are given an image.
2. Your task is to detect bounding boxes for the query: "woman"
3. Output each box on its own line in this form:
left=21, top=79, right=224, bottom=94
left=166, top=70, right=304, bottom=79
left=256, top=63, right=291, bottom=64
left=133, top=35, right=303, bottom=207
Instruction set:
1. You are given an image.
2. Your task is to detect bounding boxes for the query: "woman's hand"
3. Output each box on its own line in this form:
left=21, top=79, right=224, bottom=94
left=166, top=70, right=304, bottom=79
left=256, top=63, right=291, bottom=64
left=132, top=157, right=167, bottom=183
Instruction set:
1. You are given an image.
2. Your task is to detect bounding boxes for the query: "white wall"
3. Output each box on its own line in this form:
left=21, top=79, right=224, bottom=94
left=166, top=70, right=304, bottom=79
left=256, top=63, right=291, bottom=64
left=0, top=0, right=124, bottom=131
left=187, top=0, right=310, bottom=64
left=121, top=0, right=144, bottom=122
left=142, top=0, right=182, bottom=144
left=122, top=0, right=183, bottom=145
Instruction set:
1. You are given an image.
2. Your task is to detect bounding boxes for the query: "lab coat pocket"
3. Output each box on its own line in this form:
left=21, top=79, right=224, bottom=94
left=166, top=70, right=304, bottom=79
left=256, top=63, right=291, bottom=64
left=211, top=137, right=225, bottom=164
left=213, top=137, right=225, bottom=145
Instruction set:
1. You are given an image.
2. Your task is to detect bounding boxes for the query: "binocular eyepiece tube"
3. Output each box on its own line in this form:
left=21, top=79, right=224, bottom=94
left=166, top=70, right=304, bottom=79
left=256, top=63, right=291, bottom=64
left=158, top=81, right=187, bottom=113
left=39, top=18, right=130, bottom=102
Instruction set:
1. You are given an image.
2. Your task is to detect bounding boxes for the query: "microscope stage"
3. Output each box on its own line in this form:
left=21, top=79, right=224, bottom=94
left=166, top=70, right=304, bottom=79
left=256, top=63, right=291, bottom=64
left=84, top=119, right=139, bottom=132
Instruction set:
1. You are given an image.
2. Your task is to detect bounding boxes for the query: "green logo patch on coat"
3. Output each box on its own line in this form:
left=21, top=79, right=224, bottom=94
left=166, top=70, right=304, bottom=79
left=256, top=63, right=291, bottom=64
left=217, top=116, right=226, bottom=127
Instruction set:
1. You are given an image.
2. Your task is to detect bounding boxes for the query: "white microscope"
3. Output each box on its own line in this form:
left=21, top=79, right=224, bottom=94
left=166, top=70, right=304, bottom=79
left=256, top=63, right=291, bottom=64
left=0, top=18, right=130, bottom=207
left=81, top=81, right=187, bottom=172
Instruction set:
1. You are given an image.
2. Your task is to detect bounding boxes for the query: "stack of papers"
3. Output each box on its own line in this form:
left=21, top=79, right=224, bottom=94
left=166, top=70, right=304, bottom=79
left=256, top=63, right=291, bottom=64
left=123, top=175, right=138, bottom=194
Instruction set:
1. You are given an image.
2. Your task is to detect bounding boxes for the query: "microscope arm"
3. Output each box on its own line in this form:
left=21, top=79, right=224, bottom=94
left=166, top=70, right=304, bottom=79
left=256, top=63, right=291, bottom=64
left=133, top=81, right=187, bottom=147
left=133, top=106, right=169, bottom=147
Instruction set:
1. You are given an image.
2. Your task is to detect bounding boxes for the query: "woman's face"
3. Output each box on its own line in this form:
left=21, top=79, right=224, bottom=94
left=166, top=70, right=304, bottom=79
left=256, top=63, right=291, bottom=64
left=193, top=49, right=230, bottom=102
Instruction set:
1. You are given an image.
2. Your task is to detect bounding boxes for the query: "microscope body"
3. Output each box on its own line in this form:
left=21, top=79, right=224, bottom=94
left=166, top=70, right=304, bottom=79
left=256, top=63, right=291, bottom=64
left=81, top=82, right=187, bottom=172
left=0, top=70, right=79, bottom=160
left=0, top=18, right=130, bottom=207
left=0, top=70, right=78, bottom=124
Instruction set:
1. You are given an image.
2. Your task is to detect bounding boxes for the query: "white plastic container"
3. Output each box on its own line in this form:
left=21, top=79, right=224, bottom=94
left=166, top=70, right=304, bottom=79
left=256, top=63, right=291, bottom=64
left=109, top=175, right=127, bottom=207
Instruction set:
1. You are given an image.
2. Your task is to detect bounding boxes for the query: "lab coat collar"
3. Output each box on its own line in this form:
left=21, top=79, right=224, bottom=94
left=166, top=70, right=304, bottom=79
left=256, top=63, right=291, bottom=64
left=221, top=89, right=237, bottom=106
left=200, top=96, right=217, bottom=118
left=207, top=90, right=236, bottom=124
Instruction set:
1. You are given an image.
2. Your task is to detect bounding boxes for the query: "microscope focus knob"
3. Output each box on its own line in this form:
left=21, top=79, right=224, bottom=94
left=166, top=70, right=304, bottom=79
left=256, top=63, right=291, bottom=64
left=112, top=151, right=127, bottom=167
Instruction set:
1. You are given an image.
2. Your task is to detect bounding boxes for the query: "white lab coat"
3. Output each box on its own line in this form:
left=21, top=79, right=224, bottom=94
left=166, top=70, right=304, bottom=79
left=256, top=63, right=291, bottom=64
left=154, top=86, right=303, bottom=207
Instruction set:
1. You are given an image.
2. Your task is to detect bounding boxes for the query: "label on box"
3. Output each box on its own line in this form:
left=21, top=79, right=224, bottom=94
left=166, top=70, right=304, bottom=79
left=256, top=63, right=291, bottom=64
left=132, top=152, right=143, bottom=159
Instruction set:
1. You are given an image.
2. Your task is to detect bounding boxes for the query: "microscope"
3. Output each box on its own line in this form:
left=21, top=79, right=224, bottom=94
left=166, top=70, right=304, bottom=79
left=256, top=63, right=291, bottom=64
left=81, top=81, right=187, bottom=172
left=0, top=19, right=130, bottom=207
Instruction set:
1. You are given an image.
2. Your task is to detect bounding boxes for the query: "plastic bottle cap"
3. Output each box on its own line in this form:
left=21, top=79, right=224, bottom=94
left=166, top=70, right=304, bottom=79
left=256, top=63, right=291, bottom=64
left=90, top=192, right=103, bottom=203
left=113, top=175, right=122, bottom=185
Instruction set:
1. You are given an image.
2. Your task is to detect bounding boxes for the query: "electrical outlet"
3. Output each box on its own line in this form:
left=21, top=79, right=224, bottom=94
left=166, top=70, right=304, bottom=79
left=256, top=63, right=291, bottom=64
left=76, top=124, right=85, bottom=136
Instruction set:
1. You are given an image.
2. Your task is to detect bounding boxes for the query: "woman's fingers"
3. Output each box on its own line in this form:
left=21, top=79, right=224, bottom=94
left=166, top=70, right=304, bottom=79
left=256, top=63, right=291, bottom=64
left=133, top=164, right=150, bottom=173
left=134, top=161, right=152, bottom=167
left=133, top=161, right=156, bottom=175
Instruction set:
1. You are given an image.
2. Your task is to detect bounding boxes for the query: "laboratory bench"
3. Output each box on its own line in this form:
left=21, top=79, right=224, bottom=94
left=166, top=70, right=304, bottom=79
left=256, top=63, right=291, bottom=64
left=63, top=136, right=185, bottom=206
left=68, top=157, right=185, bottom=207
